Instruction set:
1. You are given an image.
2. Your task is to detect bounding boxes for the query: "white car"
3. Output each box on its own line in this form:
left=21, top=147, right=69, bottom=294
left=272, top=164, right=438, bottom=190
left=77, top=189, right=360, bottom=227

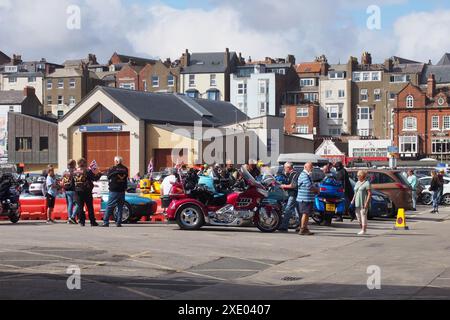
left=29, top=177, right=46, bottom=196
left=419, top=176, right=450, bottom=205
left=92, top=175, right=109, bottom=195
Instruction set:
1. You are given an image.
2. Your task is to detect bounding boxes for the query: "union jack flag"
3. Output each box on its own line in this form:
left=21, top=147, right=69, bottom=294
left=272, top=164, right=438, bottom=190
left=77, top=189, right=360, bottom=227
left=89, top=160, right=98, bottom=172
left=147, top=159, right=154, bottom=175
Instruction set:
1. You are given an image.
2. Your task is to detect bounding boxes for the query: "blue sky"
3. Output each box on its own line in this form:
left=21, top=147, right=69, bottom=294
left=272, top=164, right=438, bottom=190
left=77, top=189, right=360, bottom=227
left=1, top=0, right=450, bottom=64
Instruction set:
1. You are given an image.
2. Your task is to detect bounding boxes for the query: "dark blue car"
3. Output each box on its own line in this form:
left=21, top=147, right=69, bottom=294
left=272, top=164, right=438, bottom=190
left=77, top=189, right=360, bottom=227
left=349, top=179, right=394, bottom=218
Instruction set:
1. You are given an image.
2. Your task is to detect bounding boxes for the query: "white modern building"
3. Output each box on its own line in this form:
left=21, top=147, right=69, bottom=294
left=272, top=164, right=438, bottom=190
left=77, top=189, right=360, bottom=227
left=348, top=139, right=392, bottom=158
left=319, top=65, right=351, bottom=136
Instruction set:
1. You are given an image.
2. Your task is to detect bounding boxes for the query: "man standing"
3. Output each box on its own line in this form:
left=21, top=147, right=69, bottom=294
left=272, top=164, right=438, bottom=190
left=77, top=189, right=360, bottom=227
left=102, top=156, right=129, bottom=228
left=62, top=159, right=77, bottom=224
left=73, top=158, right=102, bottom=227
left=296, top=162, right=318, bottom=236
left=407, top=170, right=418, bottom=211
left=278, top=163, right=299, bottom=233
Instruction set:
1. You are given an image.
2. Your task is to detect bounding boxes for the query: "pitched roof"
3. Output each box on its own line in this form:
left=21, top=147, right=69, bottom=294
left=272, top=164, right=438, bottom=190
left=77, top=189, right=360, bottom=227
left=295, top=62, right=322, bottom=73
left=437, top=53, right=450, bottom=66
left=113, top=53, right=157, bottom=66
left=0, top=51, right=11, bottom=64
left=420, top=64, right=450, bottom=84
left=0, top=91, right=26, bottom=105
left=182, top=52, right=237, bottom=74
left=71, top=86, right=249, bottom=127
left=47, top=68, right=83, bottom=78
left=391, top=56, right=422, bottom=64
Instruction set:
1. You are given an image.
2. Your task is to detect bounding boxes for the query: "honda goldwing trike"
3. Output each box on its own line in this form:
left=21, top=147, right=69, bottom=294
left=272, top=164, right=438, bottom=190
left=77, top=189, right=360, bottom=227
left=166, top=167, right=282, bottom=232
left=312, top=176, right=346, bottom=226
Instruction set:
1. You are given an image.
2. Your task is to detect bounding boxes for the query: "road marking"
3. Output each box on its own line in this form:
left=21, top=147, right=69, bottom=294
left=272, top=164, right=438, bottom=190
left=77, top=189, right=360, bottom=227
left=129, top=251, right=152, bottom=258
left=118, top=286, right=161, bottom=300
left=192, top=269, right=261, bottom=272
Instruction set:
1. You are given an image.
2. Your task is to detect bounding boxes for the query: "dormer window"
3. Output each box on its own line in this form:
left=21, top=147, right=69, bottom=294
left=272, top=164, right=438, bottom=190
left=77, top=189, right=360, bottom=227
left=406, top=95, right=414, bottom=108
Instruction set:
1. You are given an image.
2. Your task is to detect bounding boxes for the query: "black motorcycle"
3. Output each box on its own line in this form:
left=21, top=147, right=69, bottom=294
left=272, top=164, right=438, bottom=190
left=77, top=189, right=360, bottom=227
left=0, top=174, right=21, bottom=224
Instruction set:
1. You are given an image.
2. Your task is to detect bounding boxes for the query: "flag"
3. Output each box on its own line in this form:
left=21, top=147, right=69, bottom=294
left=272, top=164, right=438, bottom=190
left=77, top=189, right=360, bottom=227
left=147, top=159, right=154, bottom=175
left=89, top=160, right=98, bottom=172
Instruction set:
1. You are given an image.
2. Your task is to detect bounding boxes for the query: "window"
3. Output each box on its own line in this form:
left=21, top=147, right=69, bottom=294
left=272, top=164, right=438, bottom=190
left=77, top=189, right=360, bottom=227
left=58, top=79, right=64, bottom=89
left=280, top=107, right=286, bottom=116
left=296, top=107, right=308, bottom=117
left=8, top=77, right=17, bottom=83
left=47, top=80, right=52, bottom=89
left=327, top=105, right=343, bottom=119
left=444, top=116, right=450, bottom=130
left=353, top=73, right=361, bottom=82
left=329, top=71, right=345, bottom=79
left=353, top=72, right=381, bottom=82
left=28, top=76, right=36, bottom=83
left=259, top=102, right=268, bottom=115
left=358, top=129, right=370, bottom=137
left=9, top=106, right=14, bottom=112
left=390, top=74, right=411, bottom=83
left=167, top=75, right=175, bottom=87
left=371, top=72, right=380, bottom=81
left=152, top=76, right=159, bottom=87
left=371, top=173, right=395, bottom=184
left=399, top=136, right=418, bottom=153
left=403, top=117, right=417, bottom=131
left=39, top=137, right=49, bottom=152
left=358, top=107, right=372, bottom=120
left=69, top=78, right=76, bottom=88
left=69, top=96, right=76, bottom=106
left=237, top=82, right=247, bottom=95
left=432, top=116, right=440, bottom=130
left=374, top=89, right=381, bottom=101
left=57, top=111, right=64, bottom=119
left=186, top=90, right=199, bottom=99
left=303, top=93, right=318, bottom=102
left=325, top=90, right=333, bottom=99
left=329, top=128, right=342, bottom=136
left=47, top=96, right=52, bottom=105
left=77, top=104, right=124, bottom=125
left=259, top=80, right=268, bottom=94
left=406, top=95, right=414, bottom=108
left=300, top=78, right=315, bottom=87
left=389, top=92, right=396, bottom=100
left=432, top=139, right=450, bottom=154
left=210, top=74, right=217, bottom=87
left=119, top=83, right=135, bottom=90
left=189, top=74, right=195, bottom=87
left=338, top=90, right=345, bottom=98
left=57, top=95, right=63, bottom=106
left=207, top=90, right=220, bottom=101
left=360, top=89, right=368, bottom=101
left=363, top=73, right=370, bottom=81
left=15, top=137, right=32, bottom=152
left=296, top=125, right=309, bottom=134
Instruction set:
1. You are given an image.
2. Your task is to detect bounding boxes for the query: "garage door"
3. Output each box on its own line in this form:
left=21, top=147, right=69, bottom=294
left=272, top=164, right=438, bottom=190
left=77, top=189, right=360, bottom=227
left=154, top=149, right=186, bottom=171
left=83, top=132, right=130, bottom=172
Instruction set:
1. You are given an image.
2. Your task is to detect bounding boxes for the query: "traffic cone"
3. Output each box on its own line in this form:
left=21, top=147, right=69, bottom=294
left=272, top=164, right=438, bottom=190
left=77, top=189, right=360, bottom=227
left=394, top=208, right=409, bottom=230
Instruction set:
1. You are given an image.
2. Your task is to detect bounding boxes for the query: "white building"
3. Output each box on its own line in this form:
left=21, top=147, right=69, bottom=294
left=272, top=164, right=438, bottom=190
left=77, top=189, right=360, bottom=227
left=348, top=139, right=392, bottom=158
left=230, top=64, right=278, bottom=118
left=319, top=65, right=351, bottom=136
left=1, top=72, right=44, bottom=104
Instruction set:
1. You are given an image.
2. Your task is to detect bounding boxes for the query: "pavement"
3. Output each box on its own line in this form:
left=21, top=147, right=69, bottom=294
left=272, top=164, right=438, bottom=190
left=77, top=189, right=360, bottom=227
left=0, top=205, right=450, bottom=300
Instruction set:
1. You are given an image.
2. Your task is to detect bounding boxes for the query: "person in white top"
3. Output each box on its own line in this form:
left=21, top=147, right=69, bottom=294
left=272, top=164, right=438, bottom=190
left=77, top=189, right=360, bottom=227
left=161, top=168, right=178, bottom=196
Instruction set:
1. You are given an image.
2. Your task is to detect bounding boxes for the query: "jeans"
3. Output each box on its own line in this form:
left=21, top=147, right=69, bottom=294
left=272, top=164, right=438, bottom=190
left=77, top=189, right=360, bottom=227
left=433, top=189, right=442, bottom=210
left=65, top=191, right=77, bottom=220
left=280, top=196, right=297, bottom=230
left=411, top=190, right=417, bottom=210
left=75, top=191, right=96, bottom=225
left=103, top=192, right=126, bottom=225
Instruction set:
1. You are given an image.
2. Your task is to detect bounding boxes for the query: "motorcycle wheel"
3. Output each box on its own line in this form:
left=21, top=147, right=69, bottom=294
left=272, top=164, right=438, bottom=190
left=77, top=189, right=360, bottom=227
left=176, top=204, right=204, bottom=230
left=289, top=210, right=301, bottom=230
left=256, top=207, right=281, bottom=233
left=9, top=212, right=20, bottom=224
left=311, top=214, right=324, bottom=225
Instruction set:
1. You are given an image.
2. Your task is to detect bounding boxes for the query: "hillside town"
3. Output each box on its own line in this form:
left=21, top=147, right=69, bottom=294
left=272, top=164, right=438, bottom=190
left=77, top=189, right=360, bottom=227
left=2, top=48, right=450, bottom=173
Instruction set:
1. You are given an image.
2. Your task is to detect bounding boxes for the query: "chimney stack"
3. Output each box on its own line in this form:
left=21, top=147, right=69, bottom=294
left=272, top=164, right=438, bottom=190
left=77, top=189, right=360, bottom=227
left=427, top=73, right=436, bottom=99
left=384, top=58, right=393, bottom=72
left=12, top=54, right=22, bottom=66
left=23, top=86, right=36, bottom=98
left=286, top=54, right=296, bottom=65
left=182, top=49, right=190, bottom=68
left=361, top=52, right=372, bottom=65
left=224, top=48, right=230, bottom=68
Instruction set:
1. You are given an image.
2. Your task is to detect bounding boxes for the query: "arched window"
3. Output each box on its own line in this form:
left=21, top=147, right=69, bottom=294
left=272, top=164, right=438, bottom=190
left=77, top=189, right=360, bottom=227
left=406, top=95, right=414, bottom=108
left=403, top=117, right=417, bottom=131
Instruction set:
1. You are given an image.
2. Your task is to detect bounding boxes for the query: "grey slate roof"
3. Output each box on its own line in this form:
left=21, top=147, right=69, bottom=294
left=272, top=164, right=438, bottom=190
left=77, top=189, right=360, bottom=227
left=113, top=54, right=157, bottom=66
left=87, top=86, right=249, bottom=127
left=437, top=53, right=450, bottom=66
left=3, top=71, right=44, bottom=78
left=391, top=56, right=422, bottom=64
left=420, top=64, right=450, bottom=85
left=392, top=63, right=424, bottom=74
left=0, top=91, right=26, bottom=105
left=182, top=52, right=237, bottom=74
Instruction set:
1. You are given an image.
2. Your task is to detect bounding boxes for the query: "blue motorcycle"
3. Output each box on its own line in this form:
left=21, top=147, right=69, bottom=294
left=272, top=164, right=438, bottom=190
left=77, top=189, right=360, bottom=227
left=312, top=176, right=346, bottom=226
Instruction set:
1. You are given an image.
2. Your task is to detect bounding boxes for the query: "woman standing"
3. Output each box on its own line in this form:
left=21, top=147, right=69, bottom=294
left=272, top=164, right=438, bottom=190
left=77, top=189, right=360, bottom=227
left=351, top=170, right=372, bottom=235
left=430, top=171, right=442, bottom=214
left=45, top=167, right=58, bottom=224
left=62, top=160, right=77, bottom=224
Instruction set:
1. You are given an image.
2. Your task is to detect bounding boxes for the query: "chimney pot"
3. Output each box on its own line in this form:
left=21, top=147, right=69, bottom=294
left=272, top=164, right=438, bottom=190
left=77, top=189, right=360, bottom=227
left=427, top=73, right=436, bottom=99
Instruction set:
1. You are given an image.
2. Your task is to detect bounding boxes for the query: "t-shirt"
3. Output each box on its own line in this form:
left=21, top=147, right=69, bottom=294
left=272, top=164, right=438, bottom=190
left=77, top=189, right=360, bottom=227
left=296, top=171, right=316, bottom=203
left=354, top=180, right=371, bottom=208
left=46, top=176, right=57, bottom=197
left=161, top=175, right=177, bottom=196
left=407, top=175, right=418, bottom=191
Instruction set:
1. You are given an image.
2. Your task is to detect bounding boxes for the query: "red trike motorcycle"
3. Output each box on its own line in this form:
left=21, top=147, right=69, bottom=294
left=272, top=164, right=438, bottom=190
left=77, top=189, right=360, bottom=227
left=165, top=167, right=282, bottom=232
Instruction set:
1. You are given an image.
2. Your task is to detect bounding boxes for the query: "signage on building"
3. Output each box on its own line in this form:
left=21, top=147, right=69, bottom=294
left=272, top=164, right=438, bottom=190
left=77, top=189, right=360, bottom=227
left=388, top=146, right=399, bottom=153
left=79, top=125, right=123, bottom=133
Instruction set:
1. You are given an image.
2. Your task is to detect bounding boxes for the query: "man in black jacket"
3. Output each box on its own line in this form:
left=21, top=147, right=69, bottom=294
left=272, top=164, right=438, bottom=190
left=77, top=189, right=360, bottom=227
left=278, top=162, right=300, bottom=232
left=335, top=162, right=355, bottom=221
left=73, top=158, right=102, bottom=227
left=102, top=156, right=129, bottom=227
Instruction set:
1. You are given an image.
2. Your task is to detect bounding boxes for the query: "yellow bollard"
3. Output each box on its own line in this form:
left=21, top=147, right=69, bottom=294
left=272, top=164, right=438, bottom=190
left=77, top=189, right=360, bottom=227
left=394, top=208, right=409, bottom=230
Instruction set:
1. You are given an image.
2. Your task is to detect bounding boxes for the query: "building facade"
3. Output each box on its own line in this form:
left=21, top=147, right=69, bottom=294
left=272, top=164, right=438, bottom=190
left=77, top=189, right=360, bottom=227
left=1, top=72, right=44, bottom=104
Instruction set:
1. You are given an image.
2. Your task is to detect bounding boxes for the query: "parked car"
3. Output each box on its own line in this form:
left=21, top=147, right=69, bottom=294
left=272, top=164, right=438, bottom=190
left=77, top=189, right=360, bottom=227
left=29, top=176, right=46, bottom=196
left=419, top=176, right=450, bottom=206
left=99, top=192, right=158, bottom=223
left=92, top=176, right=109, bottom=195
left=348, top=169, right=416, bottom=211
left=348, top=178, right=394, bottom=218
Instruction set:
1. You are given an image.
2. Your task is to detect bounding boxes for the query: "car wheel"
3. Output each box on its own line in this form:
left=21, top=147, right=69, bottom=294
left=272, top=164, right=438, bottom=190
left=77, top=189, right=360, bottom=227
left=421, top=193, right=432, bottom=206
left=114, top=202, right=132, bottom=224
left=442, top=194, right=450, bottom=206
left=176, top=204, right=204, bottom=230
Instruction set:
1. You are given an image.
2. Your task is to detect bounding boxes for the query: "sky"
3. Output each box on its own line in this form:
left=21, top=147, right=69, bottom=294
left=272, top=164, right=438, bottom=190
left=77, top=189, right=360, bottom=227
left=1, top=0, right=450, bottom=65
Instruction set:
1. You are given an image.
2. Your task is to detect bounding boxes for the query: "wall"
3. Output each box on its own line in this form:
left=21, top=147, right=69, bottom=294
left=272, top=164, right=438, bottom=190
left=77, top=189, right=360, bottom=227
left=2, top=76, right=44, bottom=104
left=180, top=73, right=226, bottom=101
left=139, top=62, right=179, bottom=93
left=319, top=77, right=351, bottom=135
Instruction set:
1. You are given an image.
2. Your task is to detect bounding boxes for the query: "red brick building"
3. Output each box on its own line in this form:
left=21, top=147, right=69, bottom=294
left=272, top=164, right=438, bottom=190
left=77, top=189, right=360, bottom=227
left=283, top=103, right=319, bottom=136
left=115, top=64, right=144, bottom=90
left=394, top=74, right=450, bottom=161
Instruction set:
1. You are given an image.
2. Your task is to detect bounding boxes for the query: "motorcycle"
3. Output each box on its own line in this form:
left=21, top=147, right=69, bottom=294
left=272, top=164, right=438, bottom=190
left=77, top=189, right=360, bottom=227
left=166, top=167, right=282, bottom=233
left=0, top=174, right=21, bottom=224
left=312, top=176, right=346, bottom=226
